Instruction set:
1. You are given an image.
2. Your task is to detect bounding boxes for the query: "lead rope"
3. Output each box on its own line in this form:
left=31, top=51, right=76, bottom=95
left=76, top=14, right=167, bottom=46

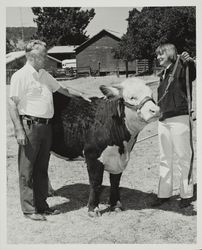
left=186, top=65, right=194, bottom=184
left=157, top=55, right=180, bottom=104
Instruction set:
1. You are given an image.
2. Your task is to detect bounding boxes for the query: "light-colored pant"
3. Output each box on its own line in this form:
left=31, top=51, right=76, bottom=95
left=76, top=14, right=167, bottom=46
left=157, top=115, right=193, bottom=199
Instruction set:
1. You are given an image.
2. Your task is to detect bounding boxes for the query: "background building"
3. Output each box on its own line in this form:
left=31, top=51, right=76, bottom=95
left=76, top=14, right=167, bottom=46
left=75, top=29, right=137, bottom=76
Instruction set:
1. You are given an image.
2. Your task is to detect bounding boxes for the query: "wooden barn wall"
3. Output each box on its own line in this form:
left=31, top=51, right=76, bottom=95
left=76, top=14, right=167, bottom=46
left=76, top=35, right=136, bottom=73
left=45, top=58, right=61, bottom=71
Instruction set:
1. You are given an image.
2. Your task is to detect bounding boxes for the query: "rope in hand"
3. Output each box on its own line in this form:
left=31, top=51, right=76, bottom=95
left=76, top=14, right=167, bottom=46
left=186, top=65, right=194, bottom=184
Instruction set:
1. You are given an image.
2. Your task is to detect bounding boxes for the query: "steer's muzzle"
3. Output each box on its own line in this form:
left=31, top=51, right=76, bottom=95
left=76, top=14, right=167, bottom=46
left=146, top=104, right=161, bottom=122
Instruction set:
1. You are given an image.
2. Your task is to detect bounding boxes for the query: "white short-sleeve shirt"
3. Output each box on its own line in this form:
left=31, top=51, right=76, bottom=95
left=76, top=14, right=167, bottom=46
left=9, top=62, right=60, bottom=118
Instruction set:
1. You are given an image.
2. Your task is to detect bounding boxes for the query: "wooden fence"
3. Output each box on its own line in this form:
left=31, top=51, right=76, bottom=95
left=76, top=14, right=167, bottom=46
left=136, top=59, right=149, bottom=74
left=6, top=61, right=162, bottom=84
left=76, top=66, right=91, bottom=77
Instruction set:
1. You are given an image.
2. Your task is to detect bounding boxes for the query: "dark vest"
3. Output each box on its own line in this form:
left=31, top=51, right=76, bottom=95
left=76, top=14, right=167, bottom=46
left=157, top=58, right=196, bottom=121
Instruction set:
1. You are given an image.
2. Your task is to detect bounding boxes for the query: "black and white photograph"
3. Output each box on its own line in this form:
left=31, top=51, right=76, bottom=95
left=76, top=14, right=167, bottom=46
left=1, top=0, right=201, bottom=249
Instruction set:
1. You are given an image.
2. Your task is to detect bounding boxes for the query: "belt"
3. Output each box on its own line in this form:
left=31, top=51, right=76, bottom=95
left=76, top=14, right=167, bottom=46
left=21, top=115, right=51, bottom=125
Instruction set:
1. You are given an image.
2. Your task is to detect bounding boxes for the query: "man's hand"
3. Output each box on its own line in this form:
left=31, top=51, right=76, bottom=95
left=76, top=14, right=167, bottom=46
left=8, top=97, right=28, bottom=146
left=181, top=52, right=194, bottom=63
left=79, top=94, right=91, bottom=103
left=15, top=128, right=28, bottom=145
left=57, top=86, right=91, bottom=102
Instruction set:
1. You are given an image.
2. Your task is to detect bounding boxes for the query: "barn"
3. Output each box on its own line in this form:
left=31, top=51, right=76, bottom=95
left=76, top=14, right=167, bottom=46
left=6, top=51, right=62, bottom=84
left=75, top=29, right=136, bottom=76
left=6, top=51, right=26, bottom=70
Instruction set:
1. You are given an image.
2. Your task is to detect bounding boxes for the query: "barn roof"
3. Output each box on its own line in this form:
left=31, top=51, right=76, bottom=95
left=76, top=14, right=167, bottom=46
left=6, top=51, right=25, bottom=64
left=47, top=55, right=62, bottom=63
left=47, top=46, right=76, bottom=54
left=75, top=29, right=122, bottom=54
left=104, top=29, right=122, bottom=39
left=6, top=50, right=62, bottom=64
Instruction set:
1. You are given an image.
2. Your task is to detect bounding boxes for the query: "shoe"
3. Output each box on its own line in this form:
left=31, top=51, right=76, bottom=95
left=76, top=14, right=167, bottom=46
left=151, top=197, right=170, bottom=207
left=179, top=198, right=192, bottom=208
left=24, top=213, right=47, bottom=221
left=39, top=208, right=60, bottom=215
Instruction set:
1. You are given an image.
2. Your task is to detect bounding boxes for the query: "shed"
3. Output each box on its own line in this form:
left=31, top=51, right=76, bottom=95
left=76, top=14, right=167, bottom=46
left=6, top=51, right=62, bottom=70
left=6, top=51, right=26, bottom=70
left=6, top=51, right=62, bottom=84
left=75, top=29, right=136, bottom=76
left=47, top=46, right=76, bottom=61
left=45, top=55, right=62, bottom=72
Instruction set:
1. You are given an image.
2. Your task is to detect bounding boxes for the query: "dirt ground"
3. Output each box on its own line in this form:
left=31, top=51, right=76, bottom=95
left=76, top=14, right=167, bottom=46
left=6, top=75, right=197, bottom=244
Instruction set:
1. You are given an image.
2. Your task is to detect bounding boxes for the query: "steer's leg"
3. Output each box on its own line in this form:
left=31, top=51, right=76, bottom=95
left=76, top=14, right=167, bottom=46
left=85, top=156, right=104, bottom=217
left=109, top=173, right=123, bottom=212
left=47, top=176, right=55, bottom=197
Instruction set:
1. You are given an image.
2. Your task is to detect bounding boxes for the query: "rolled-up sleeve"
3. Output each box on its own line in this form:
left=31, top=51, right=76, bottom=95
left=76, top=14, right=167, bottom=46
left=45, top=71, right=61, bottom=92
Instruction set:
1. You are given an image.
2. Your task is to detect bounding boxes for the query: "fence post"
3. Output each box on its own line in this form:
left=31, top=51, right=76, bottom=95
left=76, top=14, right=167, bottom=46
left=135, top=59, right=138, bottom=75
left=98, top=62, right=101, bottom=76
left=125, top=60, right=128, bottom=78
left=116, top=67, right=119, bottom=77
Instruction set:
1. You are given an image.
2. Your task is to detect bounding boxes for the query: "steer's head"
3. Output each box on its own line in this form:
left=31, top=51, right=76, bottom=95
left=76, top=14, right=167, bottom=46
left=100, top=78, right=160, bottom=133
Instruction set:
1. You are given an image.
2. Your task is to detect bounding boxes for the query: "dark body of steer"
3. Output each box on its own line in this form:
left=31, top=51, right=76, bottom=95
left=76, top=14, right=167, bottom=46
left=51, top=78, right=160, bottom=217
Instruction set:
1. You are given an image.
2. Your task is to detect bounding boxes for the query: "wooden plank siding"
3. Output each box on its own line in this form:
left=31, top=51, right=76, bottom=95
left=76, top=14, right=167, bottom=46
left=135, top=59, right=149, bottom=74
left=76, top=35, right=119, bottom=74
left=76, top=31, right=136, bottom=75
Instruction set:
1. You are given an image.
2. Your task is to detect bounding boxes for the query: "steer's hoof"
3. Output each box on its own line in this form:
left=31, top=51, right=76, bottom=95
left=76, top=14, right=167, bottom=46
left=110, top=201, right=123, bottom=213
left=88, top=207, right=101, bottom=218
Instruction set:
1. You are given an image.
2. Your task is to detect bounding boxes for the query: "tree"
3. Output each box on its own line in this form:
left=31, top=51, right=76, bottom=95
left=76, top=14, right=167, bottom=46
left=15, top=39, right=26, bottom=51
left=6, top=27, right=38, bottom=53
left=32, top=7, right=95, bottom=48
left=6, top=39, right=15, bottom=53
left=158, top=7, right=196, bottom=55
left=113, top=8, right=141, bottom=61
left=116, top=7, right=196, bottom=70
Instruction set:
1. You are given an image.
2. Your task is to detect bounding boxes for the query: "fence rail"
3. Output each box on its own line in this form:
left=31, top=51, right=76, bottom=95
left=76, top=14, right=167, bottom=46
left=6, top=62, right=162, bottom=84
left=136, top=59, right=149, bottom=74
left=76, top=66, right=91, bottom=77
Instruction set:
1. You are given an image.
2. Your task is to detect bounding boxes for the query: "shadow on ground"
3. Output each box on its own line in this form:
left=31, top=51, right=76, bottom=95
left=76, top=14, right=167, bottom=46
left=51, top=183, right=197, bottom=217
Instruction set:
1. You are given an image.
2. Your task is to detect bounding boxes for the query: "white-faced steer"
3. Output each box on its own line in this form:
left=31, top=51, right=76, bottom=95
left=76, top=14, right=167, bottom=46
left=51, top=78, right=160, bottom=217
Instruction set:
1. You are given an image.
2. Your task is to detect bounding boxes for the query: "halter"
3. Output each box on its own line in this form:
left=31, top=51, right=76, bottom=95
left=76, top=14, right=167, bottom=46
left=124, top=96, right=156, bottom=111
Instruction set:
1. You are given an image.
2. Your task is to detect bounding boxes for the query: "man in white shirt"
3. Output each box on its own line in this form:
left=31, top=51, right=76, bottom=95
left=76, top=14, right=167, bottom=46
left=9, top=40, right=88, bottom=221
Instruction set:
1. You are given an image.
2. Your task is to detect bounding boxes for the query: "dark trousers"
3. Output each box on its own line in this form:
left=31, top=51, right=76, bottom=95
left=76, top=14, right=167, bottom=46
left=18, top=120, right=52, bottom=214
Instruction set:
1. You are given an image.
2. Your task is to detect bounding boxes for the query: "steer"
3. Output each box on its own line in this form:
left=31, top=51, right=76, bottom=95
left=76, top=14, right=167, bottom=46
left=51, top=77, right=160, bottom=217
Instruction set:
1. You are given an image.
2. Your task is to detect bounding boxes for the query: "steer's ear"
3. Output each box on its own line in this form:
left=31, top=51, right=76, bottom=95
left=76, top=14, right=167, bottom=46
left=99, top=85, right=120, bottom=99
left=99, top=84, right=123, bottom=99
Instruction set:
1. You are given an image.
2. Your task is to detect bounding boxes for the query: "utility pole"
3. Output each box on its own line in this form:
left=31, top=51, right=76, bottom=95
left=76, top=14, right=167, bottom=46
left=19, top=7, right=24, bottom=41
